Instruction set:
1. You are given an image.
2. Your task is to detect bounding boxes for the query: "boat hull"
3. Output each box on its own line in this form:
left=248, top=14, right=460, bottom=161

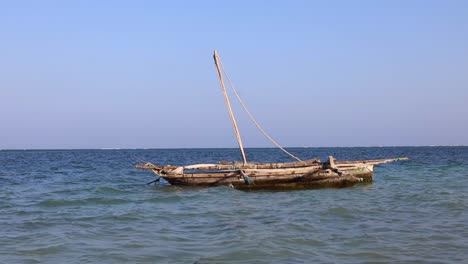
left=158, top=165, right=373, bottom=190
left=136, top=157, right=407, bottom=190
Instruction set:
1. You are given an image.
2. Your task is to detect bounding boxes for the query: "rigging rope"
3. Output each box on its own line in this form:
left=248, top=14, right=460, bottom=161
left=218, top=58, right=304, bottom=163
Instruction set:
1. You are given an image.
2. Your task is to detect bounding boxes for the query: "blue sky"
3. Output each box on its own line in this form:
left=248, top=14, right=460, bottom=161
left=1, top=0, right=467, bottom=149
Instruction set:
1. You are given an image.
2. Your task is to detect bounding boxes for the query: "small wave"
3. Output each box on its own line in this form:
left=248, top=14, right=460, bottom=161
left=125, top=243, right=145, bottom=249
left=18, top=245, right=65, bottom=255
left=320, top=207, right=357, bottom=219
left=21, top=221, right=55, bottom=229
left=345, top=251, right=394, bottom=260
left=94, top=186, right=132, bottom=195
left=140, top=196, right=182, bottom=204
left=105, top=214, right=143, bottom=221
left=38, top=197, right=130, bottom=207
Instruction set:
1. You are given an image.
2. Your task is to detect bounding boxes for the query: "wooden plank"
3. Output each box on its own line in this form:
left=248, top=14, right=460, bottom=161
left=336, top=157, right=408, bottom=165
left=135, top=158, right=320, bottom=171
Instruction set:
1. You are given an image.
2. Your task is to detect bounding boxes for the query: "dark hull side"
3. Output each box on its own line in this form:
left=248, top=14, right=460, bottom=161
left=161, top=169, right=373, bottom=191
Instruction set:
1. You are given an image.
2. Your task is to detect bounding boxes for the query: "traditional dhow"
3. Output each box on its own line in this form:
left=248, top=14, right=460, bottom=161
left=136, top=51, right=408, bottom=190
left=136, top=156, right=407, bottom=190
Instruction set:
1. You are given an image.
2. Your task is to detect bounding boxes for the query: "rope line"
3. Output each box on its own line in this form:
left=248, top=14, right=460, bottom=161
left=218, top=58, right=304, bottom=163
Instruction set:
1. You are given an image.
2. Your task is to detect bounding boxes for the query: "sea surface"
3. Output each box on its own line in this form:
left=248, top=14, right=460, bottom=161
left=0, top=147, right=467, bottom=263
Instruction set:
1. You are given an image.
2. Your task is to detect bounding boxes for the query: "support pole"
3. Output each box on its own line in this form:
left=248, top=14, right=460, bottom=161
left=213, top=50, right=247, bottom=164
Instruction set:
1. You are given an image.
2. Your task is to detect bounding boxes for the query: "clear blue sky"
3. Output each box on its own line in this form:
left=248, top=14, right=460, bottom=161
left=1, top=0, right=467, bottom=149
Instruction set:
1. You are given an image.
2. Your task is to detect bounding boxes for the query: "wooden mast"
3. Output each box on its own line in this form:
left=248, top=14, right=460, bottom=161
left=213, top=50, right=248, bottom=164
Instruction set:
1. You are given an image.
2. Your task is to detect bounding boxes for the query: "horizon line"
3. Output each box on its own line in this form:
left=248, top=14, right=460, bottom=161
left=0, top=145, right=466, bottom=151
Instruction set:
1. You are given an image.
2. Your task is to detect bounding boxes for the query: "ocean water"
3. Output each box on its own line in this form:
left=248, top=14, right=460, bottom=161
left=0, top=147, right=467, bottom=264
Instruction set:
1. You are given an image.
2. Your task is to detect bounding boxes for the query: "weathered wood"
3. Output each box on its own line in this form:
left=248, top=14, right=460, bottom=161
left=136, top=157, right=406, bottom=172
left=137, top=157, right=406, bottom=190
left=213, top=50, right=247, bottom=164
left=163, top=171, right=365, bottom=190
left=336, top=157, right=408, bottom=165
left=235, top=175, right=363, bottom=191
left=164, top=169, right=317, bottom=179
left=243, top=166, right=321, bottom=175
left=135, top=159, right=321, bottom=171
left=152, top=165, right=374, bottom=186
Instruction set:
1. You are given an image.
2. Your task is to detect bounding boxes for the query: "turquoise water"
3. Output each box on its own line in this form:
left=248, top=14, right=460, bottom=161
left=1, top=147, right=467, bottom=263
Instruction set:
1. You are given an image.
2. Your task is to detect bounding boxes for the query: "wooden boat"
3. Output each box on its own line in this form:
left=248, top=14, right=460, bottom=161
left=136, top=51, right=407, bottom=190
